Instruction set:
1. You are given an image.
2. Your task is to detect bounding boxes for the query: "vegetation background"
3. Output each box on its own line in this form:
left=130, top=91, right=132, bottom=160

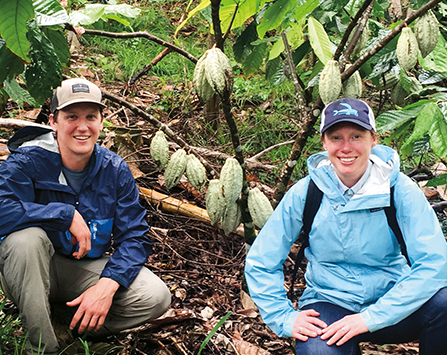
left=0, top=0, right=447, bottom=354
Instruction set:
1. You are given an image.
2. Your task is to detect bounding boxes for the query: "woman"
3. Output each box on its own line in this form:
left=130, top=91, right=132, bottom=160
left=245, top=98, right=447, bottom=354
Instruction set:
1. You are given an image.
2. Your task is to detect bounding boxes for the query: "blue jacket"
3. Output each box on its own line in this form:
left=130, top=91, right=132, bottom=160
left=0, top=126, right=152, bottom=288
left=245, top=145, right=447, bottom=337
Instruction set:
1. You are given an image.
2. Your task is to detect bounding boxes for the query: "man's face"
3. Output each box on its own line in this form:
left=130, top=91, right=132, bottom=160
left=50, top=102, right=103, bottom=171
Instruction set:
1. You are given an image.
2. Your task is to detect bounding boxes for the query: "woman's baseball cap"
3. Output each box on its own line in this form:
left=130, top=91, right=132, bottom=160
left=51, top=78, right=106, bottom=113
left=320, top=98, right=376, bottom=134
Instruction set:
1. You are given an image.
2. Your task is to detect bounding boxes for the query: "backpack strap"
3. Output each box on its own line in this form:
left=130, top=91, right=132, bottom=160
left=384, top=186, right=411, bottom=266
left=288, top=179, right=323, bottom=300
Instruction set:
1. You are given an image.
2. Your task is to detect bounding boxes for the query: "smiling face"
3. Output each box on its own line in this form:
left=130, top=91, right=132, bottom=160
left=322, top=122, right=377, bottom=188
left=50, top=102, right=104, bottom=171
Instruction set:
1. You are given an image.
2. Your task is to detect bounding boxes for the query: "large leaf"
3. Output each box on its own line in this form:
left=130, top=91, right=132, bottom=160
left=220, top=0, right=263, bottom=33
left=3, top=77, right=37, bottom=108
left=257, top=0, right=297, bottom=38
left=33, top=0, right=69, bottom=26
left=376, top=101, right=431, bottom=133
left=233, top=20, right=258, bottom=63
left=69, top=6, right=105, bottom=26
left=293, top=0, right=319, bottom=22
left=429, top=104, right=447, bottom=159
left=69, top=4, right=139, bottom=27
left=24, top=20, right=62, bottom=105
left=175, top=0, right=210, bottom=36
left=0, top=39, right=25, bottom=84
left=307, top=16, right=333, bottom=65
left=0, top=0, right=34, bottom=63
left=242, top=42, right=267, bottom=77
left=41, top=28, right=70, bottom=66
left=419, top=34, right=447, bottom=74
left=401, top=102, right=437, bottom=156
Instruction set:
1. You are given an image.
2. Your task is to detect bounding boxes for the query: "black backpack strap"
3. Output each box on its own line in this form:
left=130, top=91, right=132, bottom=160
left=288, top=179, right=323, bottom=300
left=384, top=185, right=411, bottom=266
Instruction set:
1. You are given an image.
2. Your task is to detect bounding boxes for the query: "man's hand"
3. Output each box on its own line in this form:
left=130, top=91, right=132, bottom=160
left=67, top=278, right=120, bottom=334
left=69, top=210, right=91, bottom=259
left=293, top=309, right=328, bottom=341
left=320, top=313, right=368, bottom=346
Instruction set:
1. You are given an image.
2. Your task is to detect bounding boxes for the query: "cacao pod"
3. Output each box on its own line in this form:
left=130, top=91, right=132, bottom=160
left=247, top=188, right=273, bottom=229
left=193, top=51, right=215, bottom=103
left=220, top=157, right=243, bottom=205
left=150, top=130, right=169, bottom=170
left=414, top=10, right=440, bottom=58
left=396, top=27, right=419, bottom=71
left=164, top=149, right=187, bottom=190
left=186, top=154, right=207, bottom=192
left=221, top=201, right=242, bottom=235
left=204, top=47, right=234, bottom=98
left=349, top=22, right=370, bottom=58
left=342, top=64, right=362, bottom=99
left=390, top=82, right=407, bottom=107
left=319, top=59, right=342, bottom=106
left=206, top=179, right=225, bottom=225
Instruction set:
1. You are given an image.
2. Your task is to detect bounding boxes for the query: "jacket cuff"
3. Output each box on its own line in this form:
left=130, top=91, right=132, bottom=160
left=360, top=310, right=377, bottom=332
left=283, top=310, right=301, bottom=338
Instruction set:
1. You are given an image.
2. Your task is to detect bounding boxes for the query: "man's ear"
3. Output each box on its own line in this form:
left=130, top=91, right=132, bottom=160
left=49, top=113, right=57, bottom=131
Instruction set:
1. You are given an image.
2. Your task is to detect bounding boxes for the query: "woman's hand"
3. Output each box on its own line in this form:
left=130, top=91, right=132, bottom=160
left=320, top=314, right=368, bottom=346
left=293, top=309, right=328, bottom=341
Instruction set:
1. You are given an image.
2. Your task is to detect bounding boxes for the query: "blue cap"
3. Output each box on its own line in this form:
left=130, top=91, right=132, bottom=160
left=320, top=98, right=375, bottom=134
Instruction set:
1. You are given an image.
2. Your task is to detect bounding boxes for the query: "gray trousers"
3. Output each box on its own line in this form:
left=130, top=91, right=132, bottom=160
left=0, top=227, right=171, bottom=354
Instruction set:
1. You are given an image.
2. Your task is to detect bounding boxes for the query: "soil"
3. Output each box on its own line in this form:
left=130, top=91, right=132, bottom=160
left=0, top=56, right=420, bottom=355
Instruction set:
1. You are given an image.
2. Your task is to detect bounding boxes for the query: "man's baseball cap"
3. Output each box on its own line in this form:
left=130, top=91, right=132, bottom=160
left=320, top=98, right=375, bottom=134
left=51, top=78, right=106, bottom=113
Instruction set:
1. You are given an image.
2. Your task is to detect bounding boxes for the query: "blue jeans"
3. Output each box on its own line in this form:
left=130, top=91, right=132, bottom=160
left=294, top=287, right=447, bottom=355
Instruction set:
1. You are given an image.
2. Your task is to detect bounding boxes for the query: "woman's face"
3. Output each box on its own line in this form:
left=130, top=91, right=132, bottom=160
left=322, top=122, right=377, bottom=188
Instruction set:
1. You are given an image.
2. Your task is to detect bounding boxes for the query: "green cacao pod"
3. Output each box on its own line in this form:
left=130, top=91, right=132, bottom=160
left=390, top=82, right=407, bottom=107
left=396, top=27, right=419, bottom=71
left=186, top=154, right=207, bottom=192
left=319, top=59, right=342, bottom=106
left=414, top=10, right=440, bottom=58
left=349, top=22, right=370, bottom=58
left=206, top=179, right=225, bottom=225
left=342, top=65, right=362, bottom=99
left=164, top=149, right=187, bottom=190
left=247, top=188, right=273, bottom=229
left=193, top=50, right=215, bottom=103
left=221, top=201, right=242, bottom=235
left=150, top=130, right=169, bottom=170
left=204, top=47, right=234, bottom=98
left=220, top=157, right=243, bottom=204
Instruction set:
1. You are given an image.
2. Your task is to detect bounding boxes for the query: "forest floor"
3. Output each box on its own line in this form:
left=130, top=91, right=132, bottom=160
left=0, top=53, right=422, bottom=355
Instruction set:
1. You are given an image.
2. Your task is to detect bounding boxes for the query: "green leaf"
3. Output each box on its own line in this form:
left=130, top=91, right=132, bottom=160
left=33, top=0, right=69, bottom=26
left=220, top=0, right=262, bottom=32
left=3, top=77, right=37, bottom=108
left=41, top=28, right=70, bottom=66
left=307, top=16, right=333, bottom=65
left=197, top=311, right=232, bottom=355
left=293, top=0, right=319, bottom=22
left=426, top=173, right=447, bottom=187
left=398, top=69, right=411, bottom=93
left=429, top=104, right=447, bottom=159
left=174, top=0, right=210, bottom=36
left=242, top=42, right=267, bottom=77
left=265, top=56, right=280, bottom=82
left=69, top=5, right=105, bottom=26
left=419, top=34, right=447, bottom=74
left=257, top=0, right=297, bottom=38
left=320, top=0, right=350, bottom=12
left=70, top=4, right=139, bottom=27
left=24, top=20, right=62, bottom=105
left=233, top=20, right=258, bottom=63
left=0, top=39, right=25, bottom=83
left=376, top=102, right=430, bottom=133
left=0, top=0, right=34, bottom=62
left=401, top=103, right=437, bottom=155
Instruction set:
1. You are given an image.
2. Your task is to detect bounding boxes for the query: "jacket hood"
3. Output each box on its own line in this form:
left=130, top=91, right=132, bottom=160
left=307, top=144, right=400, bottom=199
left=7, top=126, right=58, bottom=153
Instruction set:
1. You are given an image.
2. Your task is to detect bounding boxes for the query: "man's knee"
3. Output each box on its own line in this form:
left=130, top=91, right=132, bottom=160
left=1, top=227, right=53, bottom=257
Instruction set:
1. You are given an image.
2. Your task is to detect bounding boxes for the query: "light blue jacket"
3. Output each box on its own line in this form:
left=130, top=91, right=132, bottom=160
left=245, top=145, right=447, bottom=337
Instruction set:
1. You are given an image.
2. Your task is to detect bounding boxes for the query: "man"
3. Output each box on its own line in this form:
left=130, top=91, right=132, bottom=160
left=0, top=78, right=171, bottom=354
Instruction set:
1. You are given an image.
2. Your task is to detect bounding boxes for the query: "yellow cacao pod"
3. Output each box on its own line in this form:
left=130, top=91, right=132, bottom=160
left=396, top=27, right=419, bottom=71
left=221, top=201, right=241, bottom=235
left=193, top=51, right=215, bottom=103
left=342, top=65, right=362, bottom=99
left=414, top=10, right=440, bottom=58
left=319, top=59, right=342, bottom=106
left=186, top=154, right=207, bottom=192
left=247, top=188, right=273, bottom=229
left=204, top=47, right=234, bottom=98
left=150, top=130, right=169, bottom=170
left=220, top=158, right=243, bottom=204
left=206, top=179, right=225, bottom=225
left=164, top=149, right=187, bottom=190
